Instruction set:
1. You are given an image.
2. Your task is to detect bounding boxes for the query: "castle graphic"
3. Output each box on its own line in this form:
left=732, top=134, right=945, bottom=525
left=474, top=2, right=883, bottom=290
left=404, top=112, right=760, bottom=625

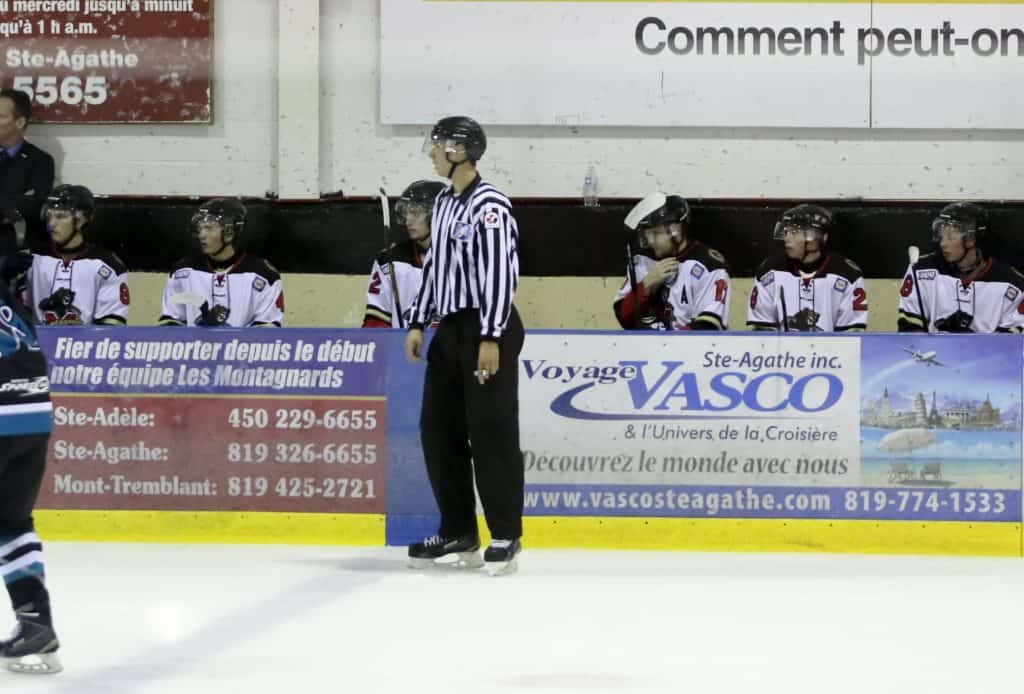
left=862, top=389, right=1008, bottom=431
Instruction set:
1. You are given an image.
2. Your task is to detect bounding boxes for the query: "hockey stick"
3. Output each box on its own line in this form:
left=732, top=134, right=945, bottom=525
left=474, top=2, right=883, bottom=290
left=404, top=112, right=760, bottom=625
left=775, top=281, right=789, bottom=332
left=625, top=240, right=642, bottom=329
left=379, top=187, right=404, bottom=329
left=908, top=246, right=928, bottom=332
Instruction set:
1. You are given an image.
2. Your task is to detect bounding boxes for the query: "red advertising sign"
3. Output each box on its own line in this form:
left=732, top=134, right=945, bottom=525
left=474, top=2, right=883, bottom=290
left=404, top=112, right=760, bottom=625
left=0, top=0, right=213, bottom=123
left=40, top=394, right=387, bottom=513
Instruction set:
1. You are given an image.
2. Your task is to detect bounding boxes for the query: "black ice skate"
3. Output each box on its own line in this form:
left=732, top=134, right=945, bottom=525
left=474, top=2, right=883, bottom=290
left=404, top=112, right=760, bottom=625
left=407, top=534, right=483, bottom=570
left=484, top=538, right=521, bottom=577
left=0, top=606, right=62, bottom=675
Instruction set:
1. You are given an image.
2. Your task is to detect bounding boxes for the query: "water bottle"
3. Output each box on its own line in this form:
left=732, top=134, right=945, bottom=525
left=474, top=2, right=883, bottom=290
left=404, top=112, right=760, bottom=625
left=582, top=166, right=599, bottom=207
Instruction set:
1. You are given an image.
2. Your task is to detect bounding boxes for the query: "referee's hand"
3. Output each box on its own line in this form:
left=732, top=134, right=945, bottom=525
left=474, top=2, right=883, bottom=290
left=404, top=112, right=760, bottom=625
left=476, top=341, right=500, bottom=385
left=405, top=328, right=424, bottom=363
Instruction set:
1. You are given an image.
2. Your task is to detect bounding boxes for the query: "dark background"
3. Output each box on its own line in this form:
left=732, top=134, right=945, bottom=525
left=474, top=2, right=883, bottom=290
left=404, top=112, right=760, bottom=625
left=72, top=196, right=1024, bottom=277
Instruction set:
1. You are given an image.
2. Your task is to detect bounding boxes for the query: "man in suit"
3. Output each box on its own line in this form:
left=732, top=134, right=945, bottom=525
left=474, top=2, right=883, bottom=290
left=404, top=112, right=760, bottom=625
left=0, top=90, right=55, bottom=245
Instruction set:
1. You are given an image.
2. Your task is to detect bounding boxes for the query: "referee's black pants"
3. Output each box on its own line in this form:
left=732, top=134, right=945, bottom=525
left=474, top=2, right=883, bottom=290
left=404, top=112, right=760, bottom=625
left=420, top=307, right=524, bottom=541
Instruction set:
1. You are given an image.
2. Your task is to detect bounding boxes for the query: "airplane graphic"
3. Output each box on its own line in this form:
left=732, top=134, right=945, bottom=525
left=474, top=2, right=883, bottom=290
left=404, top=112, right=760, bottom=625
left=901, top=346, right=946, bottom=367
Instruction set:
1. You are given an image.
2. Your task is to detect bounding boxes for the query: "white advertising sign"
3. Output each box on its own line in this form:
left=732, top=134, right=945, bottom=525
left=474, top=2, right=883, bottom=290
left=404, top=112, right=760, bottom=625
left=380, top=1, right=1024, bottom=129
left=519, top=333, right=861, bottom=487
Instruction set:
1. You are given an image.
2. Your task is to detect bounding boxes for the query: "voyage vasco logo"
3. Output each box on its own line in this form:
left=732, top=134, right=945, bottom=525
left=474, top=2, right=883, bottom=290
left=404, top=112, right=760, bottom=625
left=522, top=360, right=844, bottom=421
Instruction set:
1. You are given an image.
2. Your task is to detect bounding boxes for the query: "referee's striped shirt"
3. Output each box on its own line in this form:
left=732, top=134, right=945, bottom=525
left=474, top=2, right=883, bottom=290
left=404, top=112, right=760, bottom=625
left=410, top=175, right=519, bottom=339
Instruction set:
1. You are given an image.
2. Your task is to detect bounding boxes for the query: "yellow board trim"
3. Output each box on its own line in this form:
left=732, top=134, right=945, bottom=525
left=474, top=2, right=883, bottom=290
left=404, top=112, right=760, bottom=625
left=35, top=510, right=384, bottom=546
left=33, top=511, right=1021, bottom=557
left=520, top=517, right=1022, bottom=557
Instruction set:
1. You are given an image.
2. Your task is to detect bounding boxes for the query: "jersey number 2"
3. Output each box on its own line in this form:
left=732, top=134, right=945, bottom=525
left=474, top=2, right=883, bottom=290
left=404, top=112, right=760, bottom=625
left=852, top=288, right=868, bottom=311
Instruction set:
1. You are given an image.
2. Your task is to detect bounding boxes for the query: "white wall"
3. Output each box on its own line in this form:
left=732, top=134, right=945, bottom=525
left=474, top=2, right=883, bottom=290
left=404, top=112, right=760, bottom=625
left=27, top=0, right=279, bottom=197
left=329, top=2, right=1024, bottom=201
left=19, top=1, right=1024, bottom=201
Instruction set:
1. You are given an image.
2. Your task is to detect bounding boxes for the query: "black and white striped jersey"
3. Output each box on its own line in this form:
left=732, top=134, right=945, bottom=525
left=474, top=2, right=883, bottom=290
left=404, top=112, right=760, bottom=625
left=410, top=175, right=519, bottom=339
left=159, top=253, right=284, bottom=328
left=25, top=246, right=129, bottom=326
left=748, top=253, right=868, bottom=332
left=363, top=241, right=427, bottom=329
left=898, top=253, right=1024, bottom=333
left=613, top=241, right=731, bottom=330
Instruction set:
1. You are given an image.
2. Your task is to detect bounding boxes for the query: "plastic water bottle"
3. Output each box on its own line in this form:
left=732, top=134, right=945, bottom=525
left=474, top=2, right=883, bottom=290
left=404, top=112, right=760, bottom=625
left=583, top=166, right=599, bottom=207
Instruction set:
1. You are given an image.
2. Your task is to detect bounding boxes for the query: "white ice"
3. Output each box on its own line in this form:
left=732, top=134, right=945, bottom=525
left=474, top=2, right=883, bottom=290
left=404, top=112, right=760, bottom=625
left=4, top=542, right=1022, bottom=693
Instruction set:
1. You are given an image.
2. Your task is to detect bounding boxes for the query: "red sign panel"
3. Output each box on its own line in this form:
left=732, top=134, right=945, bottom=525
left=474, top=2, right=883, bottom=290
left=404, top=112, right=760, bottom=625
left=0, top=0, right=213, bottom=123
left=39, top=394, right=387, bottom=513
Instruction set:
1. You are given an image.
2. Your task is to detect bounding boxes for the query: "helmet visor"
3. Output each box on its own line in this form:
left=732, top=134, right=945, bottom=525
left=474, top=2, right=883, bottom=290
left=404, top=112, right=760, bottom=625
left=395, top=199, right=431, bottom=225
left=422, top=135, right=463, bottom=156
left=773, top=222, right=824, bottom=242
left=932, top=218, right=974, bottom=243
left=190, top=211, right=226, bottom=237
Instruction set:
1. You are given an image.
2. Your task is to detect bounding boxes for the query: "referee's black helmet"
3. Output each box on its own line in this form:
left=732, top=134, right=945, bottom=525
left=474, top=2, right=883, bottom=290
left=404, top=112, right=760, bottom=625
left=426, top=116, right=487, bottom=162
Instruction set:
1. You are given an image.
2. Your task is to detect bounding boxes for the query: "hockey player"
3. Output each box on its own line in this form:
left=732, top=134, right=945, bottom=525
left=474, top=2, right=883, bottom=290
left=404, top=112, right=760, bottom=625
left=362, top=180, right=445, bottom=328
left=898, top=202, right=1024, bottom=333
left=26, top=184, right=130, bottom=326
left=159, top=198, right=283, bottom=327
left=747, top=204, right=868, bottom=332
left=0, top=211, right=62, bottom=675
left=613, top=193, right=730, bottom=330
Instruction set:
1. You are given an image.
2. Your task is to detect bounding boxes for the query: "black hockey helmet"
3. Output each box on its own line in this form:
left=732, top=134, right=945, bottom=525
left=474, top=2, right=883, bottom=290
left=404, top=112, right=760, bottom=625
left=395, top=180, right=446, bottom=225
left=773, top=203, right=833, bottom=241
left=422, top=116, right=487, bottom=162
left=624, top=193, right=690, bottom=252
left=191, top=198, right=247, bottom=246
left=931, top=202, right=988, bottom=245
left=42, top=184, right=95, bottom=225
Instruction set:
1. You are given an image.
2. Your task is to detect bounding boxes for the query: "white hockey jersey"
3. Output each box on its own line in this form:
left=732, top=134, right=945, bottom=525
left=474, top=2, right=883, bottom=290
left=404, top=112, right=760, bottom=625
left=159, top=253, right=284, bottom=328
left=25, top=245, right=129, bottom=326
left=897, top=254, right=1024, bottom=333
left=747, top=253, right=868, bottom=332
left=362, top=241, right=426, bottom=328
left=613, top=241, right=731, bottom=330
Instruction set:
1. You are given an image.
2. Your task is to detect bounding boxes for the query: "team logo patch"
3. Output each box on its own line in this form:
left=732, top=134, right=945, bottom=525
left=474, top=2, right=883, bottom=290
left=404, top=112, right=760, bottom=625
left=833, top=278, right=848, bottom=292
left=1006, top=287, right=1020, bottom=302
left=252, top=277, right=267, bottom=292
left=173, top=268, right=191, bottom=279
left=453, top=221, right=474, bottom=241
left=759, top=272, right=775, bottom=287
left=484, top=211, right=500, bottom=229
left=917, top=270, right=936, bottom=280
left=381, top=262, right=391, bottom=276
left=690, top=265, right=705, bottom=279
left=97, top=266, right=112, bottom=279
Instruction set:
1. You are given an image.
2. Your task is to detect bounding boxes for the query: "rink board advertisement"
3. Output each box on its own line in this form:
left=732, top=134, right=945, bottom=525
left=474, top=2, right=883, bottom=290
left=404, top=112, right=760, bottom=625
left=31, top=329, right=1023, bottom=553
left=34, top=328, right=387, bottom=514
left=381, top=1, right=1024, bottom=129
left=513, top=332, right=1020, bottom=525
left=0, top=0, right=212, bottom=123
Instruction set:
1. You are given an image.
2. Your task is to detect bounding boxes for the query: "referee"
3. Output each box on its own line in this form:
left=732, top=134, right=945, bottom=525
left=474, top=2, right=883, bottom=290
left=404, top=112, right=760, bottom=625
left=405, top=116, right=524, bottom=576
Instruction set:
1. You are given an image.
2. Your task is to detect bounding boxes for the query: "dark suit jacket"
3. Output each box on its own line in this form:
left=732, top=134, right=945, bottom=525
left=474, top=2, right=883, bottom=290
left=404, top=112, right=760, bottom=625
left=0, top=140, right=55, bottom=230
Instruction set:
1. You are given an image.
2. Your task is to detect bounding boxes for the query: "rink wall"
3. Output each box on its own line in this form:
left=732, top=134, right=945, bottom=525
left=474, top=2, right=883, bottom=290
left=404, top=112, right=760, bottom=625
left=33, top=327, right=1024, bottom=558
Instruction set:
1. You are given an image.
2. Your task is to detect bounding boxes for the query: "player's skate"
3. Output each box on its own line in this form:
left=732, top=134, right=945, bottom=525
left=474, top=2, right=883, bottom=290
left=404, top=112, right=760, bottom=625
left=407, top=534, right=483, bottom=570
left=484, top=538, right=521, bottom=577
left=0, top=606, right=62, bottom=675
